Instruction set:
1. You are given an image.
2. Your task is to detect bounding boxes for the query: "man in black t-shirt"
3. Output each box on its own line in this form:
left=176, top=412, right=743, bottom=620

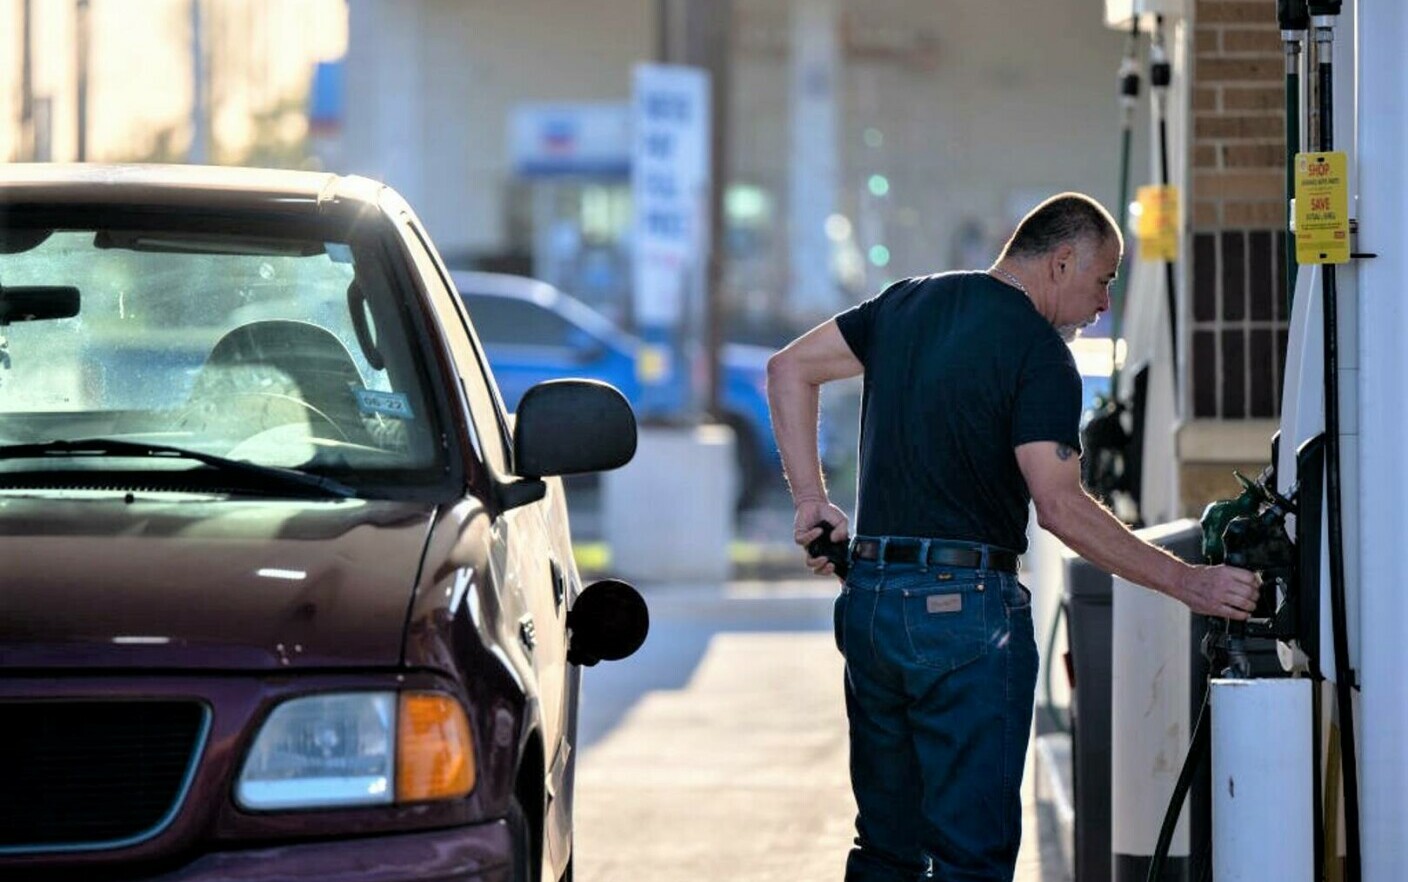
left=766, top=193, right=1260, bottom=881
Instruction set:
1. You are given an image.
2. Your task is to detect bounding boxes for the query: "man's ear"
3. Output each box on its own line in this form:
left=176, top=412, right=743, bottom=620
left=1049, top=242, right=1077, bottom=284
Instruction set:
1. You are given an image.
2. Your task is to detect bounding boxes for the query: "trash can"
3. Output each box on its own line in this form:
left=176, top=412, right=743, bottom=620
left=1064, top=548, right=1115, bottom=882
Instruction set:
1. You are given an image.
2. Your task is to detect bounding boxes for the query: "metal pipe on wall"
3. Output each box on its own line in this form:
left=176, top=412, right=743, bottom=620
left=190, top=0, right=207, bottom=164
left=1278, top=0, right=1309, bottom=311
left=657, top=0, right=732, bottom=419
left=75, top=0, right=90, bottom=161
left=20, top=0, right=33, bottom=161
left=787, top=0, right=840, bottom=321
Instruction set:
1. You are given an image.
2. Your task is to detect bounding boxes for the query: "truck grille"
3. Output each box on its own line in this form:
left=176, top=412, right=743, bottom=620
left=0, top=700, right=208, bottom=852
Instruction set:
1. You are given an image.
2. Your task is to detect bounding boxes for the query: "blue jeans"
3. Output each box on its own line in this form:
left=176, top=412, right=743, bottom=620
left=832, top=547, right=1039, bottom=882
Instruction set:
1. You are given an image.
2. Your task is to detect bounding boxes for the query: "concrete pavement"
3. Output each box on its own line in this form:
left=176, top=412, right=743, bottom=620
left=571, top=581, right=1070, bottom=881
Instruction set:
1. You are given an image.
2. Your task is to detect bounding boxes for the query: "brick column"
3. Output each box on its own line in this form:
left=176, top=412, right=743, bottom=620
left=1181, top=0, right=1290, bottom=511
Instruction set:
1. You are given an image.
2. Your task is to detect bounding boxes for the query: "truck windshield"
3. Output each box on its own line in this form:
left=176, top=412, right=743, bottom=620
left=0, top=223, right=447, bottom=495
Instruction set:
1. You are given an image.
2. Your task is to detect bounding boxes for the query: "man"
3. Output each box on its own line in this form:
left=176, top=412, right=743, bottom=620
left=765, top=193, right=1260, bottom=881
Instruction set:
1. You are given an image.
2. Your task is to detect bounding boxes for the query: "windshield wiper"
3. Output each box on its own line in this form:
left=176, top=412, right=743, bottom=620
left=0, top=438, right=356, bottom=498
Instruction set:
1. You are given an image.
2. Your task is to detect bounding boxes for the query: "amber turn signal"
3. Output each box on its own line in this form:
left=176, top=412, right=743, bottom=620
left=396, top=692, right=475, bottom=802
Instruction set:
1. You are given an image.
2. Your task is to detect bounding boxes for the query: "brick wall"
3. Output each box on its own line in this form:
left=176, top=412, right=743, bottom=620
left=1189, top=1, right=1291, bottom=419
left=1191, top=1, right=1287, bottom=230
left=1182, top=0, right=1291, bottom=511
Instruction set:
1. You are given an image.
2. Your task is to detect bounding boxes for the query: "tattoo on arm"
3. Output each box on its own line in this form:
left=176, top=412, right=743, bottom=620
left=1056, top=443, right=1077, bottom=462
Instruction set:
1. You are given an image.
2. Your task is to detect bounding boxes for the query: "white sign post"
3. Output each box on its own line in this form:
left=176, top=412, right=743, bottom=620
left=631, top=64, right=711, bottom=333
left=608, top=64, right=732, bottom=582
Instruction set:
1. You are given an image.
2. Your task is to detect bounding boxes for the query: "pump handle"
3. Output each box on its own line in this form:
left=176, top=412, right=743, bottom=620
left=1278, top=0, right=1310, bottom=30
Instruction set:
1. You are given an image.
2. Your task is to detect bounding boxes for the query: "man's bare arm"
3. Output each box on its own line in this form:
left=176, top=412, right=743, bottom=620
left=767, top=320, right=863, bottom=566
left=1016, top=441, right=1261, bottom=619
left=766, top=320, right=863, bottom=503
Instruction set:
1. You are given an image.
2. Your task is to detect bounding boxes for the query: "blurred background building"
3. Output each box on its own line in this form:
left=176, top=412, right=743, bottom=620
left=335, top=0, right=1144, bottom=346
left=1, top=0, right=1139, bottom=343
left=0, top=0, right=346, bottom=167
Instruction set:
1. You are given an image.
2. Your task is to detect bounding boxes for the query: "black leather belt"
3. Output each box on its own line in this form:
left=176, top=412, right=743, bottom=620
left=851, top=539, right=1020, bottom=573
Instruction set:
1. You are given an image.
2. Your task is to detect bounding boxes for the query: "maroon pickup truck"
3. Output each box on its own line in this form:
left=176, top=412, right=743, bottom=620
left=0, top=164, right=647, bottom=882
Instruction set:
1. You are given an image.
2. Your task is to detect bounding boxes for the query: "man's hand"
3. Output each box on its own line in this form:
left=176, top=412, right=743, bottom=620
left=793, top=498, right=849, bottom=577
left=1173, top=564, right=1263, bottom=620
left=768, top=320, right=863, bottom=578
left=1017, top=441, right=1266, bottom=619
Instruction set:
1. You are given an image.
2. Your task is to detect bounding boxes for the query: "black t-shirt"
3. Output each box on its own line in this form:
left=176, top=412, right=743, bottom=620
left=834, top=271, right=1083, bottom=553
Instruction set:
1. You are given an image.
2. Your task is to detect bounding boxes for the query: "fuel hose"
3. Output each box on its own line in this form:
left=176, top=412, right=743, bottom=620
left=1150, top=15, right=1179, bottom=409
left=1110, top=15, right=1141, bottom=385
left=1310, top=7, right=1362, bottom=877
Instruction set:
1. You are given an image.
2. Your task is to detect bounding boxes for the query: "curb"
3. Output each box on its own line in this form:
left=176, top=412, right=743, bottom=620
left=574, top=540, right=806, bottom=583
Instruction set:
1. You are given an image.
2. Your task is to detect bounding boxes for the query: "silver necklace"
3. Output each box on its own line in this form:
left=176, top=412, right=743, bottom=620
left=990, top=266, right=1028, bottom=296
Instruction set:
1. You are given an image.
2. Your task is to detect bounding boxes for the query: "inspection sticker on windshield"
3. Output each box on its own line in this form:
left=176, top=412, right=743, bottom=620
left=354, top=388, right=414, bottom=419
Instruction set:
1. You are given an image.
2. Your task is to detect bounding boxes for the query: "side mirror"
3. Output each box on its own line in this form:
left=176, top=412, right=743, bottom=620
left=512, top=379, right=636, bottom=478
left=567, top=579, right=648, bottom=666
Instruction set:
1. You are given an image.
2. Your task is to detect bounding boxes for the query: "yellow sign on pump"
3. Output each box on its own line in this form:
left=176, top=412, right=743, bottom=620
left=1135, top=184, right=1180, bottom=262
left=1294, top=152, right=1350, bottom=265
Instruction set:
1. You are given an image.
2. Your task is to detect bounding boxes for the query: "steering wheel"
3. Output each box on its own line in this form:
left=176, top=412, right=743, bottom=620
left=174, top=391, right=350, bottom=444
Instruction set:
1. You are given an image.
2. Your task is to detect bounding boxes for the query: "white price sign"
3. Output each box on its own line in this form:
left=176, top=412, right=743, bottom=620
left=631, top=64, right=711, bottom=327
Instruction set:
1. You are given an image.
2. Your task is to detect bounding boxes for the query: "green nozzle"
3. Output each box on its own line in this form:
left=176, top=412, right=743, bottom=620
left=1199, top=471, right=1267, bottom=564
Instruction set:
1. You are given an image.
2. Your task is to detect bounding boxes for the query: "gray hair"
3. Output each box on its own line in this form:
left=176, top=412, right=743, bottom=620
left=998, top=192, right=1123, bottom=262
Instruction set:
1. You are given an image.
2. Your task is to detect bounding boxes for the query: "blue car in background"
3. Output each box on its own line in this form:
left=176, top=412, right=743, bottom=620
left=453, top=271, right=785, bottom=507
left=1067, top=336, right=1118, bottom=413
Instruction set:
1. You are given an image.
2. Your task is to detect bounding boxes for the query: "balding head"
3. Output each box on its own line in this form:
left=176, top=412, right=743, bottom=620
left=998, top=192, right=1123, bottom=264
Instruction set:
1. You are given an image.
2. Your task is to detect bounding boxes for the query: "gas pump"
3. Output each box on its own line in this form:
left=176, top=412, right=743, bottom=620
left=1081, top=15, right=1143, bottom=521
left=1100, top=0, right=1408, bottom=877
left=1212, top=2, right=1362, bottom=879
left=1143, top=0, right=1382, bottom=879
left=1084, top=3, right=1184, bottom=530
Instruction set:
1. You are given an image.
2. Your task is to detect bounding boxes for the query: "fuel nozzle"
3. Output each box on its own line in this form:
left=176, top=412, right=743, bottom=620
left=1277, top=0, right=1310, bottom=33
left=1200, top=469, right=1268, bottom=564
left=1220, top=473, right=1300, bottom=640
left=1118, top=18, right=1141, bottom=123
left=1223, top=501, right=1297, bottom=622
left=1308, top=0, right=1341, bottom=52
left=1278, top=0, right=1307, bottom=76
left=1149, top=15, right=1171, bottom=92
left=1200, top=465, right=1301, bottom=676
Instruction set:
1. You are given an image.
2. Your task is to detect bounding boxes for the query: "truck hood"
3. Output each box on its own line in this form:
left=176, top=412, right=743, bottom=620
left=0, top=491, right=437, bottom=670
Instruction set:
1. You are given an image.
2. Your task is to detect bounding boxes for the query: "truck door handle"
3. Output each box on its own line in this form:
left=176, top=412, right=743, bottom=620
left=550, top=561, right=566, bottom=613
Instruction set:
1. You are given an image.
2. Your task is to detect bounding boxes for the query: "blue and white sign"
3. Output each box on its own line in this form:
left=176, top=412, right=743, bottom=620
left=632, top=64, right=711, bottom=327
left=509, top=103, right=632, bottom=178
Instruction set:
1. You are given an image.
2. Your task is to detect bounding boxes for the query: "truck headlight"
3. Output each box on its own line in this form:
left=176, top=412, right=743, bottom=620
left=236, top=691, right=474, bottom=811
